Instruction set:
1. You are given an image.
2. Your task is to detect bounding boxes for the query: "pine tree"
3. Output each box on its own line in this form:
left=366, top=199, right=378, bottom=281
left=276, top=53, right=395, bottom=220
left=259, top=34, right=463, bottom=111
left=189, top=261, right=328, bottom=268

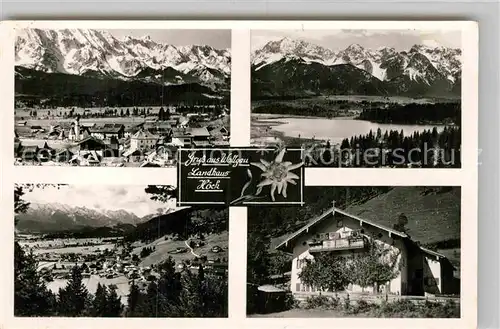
left=158, top=107, right=165, bottom=121
left=126, top=280, right=141, bottom=316
left=120, top=109, right=124, bottom=117
left=156, top=257, right=182, bottom=316
left=126, top=108, right=130, bottom=116
left=91, top=283, right=108, bottom=316
left=134, top=281, right=158, bottom=317
left=105, top=285, right=123, bottom=317
left=57, top=265, right=89, bottom=316
left=14, top=242, right=56, bottom=316
left=178, top=269, right=203, bottom=317
left=198, top=264, right=205, bottom=282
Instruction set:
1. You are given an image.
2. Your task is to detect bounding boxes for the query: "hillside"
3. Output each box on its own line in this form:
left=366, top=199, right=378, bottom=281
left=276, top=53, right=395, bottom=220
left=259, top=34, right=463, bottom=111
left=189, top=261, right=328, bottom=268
left=249, top=186, right=460, bottom=249
left=133, top=232, right=228, bottom=267
left=15, top=66, right=227, bottom=108
left=345, top=186, right=460, bottom=245
left=124, top=207, right=228, bottom=243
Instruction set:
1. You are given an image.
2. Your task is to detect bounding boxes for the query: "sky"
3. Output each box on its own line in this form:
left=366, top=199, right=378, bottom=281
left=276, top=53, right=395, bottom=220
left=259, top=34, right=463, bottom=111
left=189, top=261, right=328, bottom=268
left=107, top=29, right=231, bottom=49
left=24, top=185, right=176, bottom=217
left=251, top=29, right=461, bottom=52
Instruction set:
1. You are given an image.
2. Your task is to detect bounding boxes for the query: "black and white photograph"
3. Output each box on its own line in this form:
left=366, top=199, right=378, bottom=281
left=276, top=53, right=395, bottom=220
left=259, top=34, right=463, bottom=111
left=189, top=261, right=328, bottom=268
left=251, top=29, right=462, bottom=168
left=14, top=184, right=228, bottom=317
left=247, top=186, right=461, bottom=317
left=14, top=29, right=231, bottom=167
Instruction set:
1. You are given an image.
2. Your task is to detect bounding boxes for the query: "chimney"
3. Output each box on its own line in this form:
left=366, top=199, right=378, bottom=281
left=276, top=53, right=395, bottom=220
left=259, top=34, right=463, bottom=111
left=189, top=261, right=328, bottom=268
left=74, top=117, right=80, bottom=141
left=332, top=200, right=336, bottom=209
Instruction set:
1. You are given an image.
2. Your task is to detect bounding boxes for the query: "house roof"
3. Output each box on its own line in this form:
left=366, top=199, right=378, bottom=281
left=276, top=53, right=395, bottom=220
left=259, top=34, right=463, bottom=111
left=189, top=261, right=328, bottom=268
left=76, top=136, right=106, bottom=146
left=21, top=145, right=39, bottom=152
left=419, top=246, right=447, bottom=259
left=274, top=206, right=408, bottom=251
left=19, top=140, right=53, bottom=149
left=192, top=140, right=211, bottom=147
left=189, top=127, right=211, bottom=137
left=274, top=205, right=454, bottom=266
left=131, top=130, right=159, bottom=140
left=90, top=124, right=124, bottom=133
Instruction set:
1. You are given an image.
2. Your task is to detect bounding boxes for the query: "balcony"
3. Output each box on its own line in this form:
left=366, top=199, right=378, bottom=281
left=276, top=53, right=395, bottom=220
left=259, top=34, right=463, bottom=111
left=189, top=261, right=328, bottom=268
left=308, top=236, right=367, bottom=253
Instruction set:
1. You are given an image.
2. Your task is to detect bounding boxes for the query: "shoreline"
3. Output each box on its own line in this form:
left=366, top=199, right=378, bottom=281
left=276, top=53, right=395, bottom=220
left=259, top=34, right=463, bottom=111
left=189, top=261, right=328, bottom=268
left=251, top=113, right=457, bottom=147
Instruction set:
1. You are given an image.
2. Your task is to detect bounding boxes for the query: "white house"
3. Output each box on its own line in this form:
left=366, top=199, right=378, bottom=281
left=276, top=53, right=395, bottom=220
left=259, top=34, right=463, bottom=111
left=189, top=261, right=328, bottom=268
left=275, top=204, right=459, bottom=297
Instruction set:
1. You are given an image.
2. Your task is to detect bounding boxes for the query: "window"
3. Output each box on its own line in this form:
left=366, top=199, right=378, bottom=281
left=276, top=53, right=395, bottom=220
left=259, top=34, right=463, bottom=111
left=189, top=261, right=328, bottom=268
left=297, top=258, right=307, bottom=269
left=295, top=283, right=301, bottom=292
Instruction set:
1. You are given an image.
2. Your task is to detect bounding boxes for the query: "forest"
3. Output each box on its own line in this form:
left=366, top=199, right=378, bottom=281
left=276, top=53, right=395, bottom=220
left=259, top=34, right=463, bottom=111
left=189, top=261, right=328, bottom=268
left=357, top=102, right=460, bottom=125
left=304, top=126, right=461, bottom=168
left=253, top=100, right=460, bottom=125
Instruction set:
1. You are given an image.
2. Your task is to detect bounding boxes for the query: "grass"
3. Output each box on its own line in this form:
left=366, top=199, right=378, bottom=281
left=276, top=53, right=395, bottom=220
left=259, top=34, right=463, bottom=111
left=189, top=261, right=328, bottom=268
left=136, top=232, right=228, bottom=267
left=33, top=243, right=116, bottom=255
left=345, top=187, right=461, bottom=245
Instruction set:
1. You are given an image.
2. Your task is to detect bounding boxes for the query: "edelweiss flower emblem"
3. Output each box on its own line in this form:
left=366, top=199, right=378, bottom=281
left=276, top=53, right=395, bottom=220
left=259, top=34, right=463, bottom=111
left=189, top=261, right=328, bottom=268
left=251, top=149, right=303, bottom=201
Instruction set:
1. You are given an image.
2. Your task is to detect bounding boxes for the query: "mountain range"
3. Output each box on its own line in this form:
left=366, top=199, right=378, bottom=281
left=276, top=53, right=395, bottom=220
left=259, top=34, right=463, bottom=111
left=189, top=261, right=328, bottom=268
left=251, top=37, right=462, bottom=98
left=15, top=29, right=231, bottom=105
left=14, top=202, right=174, bottom=233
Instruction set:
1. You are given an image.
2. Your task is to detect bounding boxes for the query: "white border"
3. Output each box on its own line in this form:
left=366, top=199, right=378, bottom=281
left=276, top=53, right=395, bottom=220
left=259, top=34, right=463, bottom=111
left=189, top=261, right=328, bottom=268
left=0, top=20, right=478, bottom=329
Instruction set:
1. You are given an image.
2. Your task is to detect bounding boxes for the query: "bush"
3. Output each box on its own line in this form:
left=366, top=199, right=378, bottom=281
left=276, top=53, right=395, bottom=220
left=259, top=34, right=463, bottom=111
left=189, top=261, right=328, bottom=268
left=304, top=295, right=340, bottom=310
left=284, top=293, right=299, bottom=310
left=348, top=299, right=375, bottom=314
left=305, top=295, right=330, bottom=309
left=343, top=294, right=350, bottom=311
left=370, top=299, right=459, bottom=318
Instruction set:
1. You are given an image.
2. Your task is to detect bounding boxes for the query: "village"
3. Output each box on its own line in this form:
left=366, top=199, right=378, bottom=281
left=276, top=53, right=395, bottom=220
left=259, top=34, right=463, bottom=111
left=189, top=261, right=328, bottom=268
left=14, top=105, right=230, bottom=167
left=18, top=232, right=228, bottom=304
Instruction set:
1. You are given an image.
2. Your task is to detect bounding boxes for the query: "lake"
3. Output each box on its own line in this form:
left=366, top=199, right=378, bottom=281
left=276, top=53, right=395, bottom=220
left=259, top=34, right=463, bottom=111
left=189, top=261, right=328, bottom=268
left=255, top=116, right=446, bottom=145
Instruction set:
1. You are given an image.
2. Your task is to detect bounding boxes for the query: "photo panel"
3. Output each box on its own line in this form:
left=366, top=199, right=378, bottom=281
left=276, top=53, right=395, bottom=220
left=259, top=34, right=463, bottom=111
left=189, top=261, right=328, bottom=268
left=14, top=183, right=229, bottom=317
left=247, top=186, right=461, bottom=318
left=250, top=29, right=462, bottom=168
left=14, top=28, right=231, bottom=167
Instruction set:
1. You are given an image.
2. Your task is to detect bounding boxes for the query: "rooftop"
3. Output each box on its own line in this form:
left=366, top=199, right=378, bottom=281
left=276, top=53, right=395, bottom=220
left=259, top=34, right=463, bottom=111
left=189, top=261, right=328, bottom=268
left=131, top=130, right=159, bottom=139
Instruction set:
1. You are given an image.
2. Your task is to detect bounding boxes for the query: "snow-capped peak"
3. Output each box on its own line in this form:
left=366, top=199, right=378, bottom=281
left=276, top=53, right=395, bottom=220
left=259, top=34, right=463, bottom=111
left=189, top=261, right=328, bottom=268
left=15, top=28, right=231, bottom=86
left=251, top=37, right=461, bottom=84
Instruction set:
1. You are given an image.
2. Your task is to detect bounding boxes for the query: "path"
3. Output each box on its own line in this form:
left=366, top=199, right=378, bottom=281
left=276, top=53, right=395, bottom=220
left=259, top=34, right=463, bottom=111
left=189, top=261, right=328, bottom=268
left=184, top=240, right=200, bottom=258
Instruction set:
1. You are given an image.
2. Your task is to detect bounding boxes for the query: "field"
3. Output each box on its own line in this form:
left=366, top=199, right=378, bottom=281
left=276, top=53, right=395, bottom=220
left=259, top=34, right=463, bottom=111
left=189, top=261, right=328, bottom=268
left=20, top=237, right=119, bottom=249
left=33, top=243, right=116, bottom=255
left=16, top=106, right=176, bottom=118
left=17, top=116, right=151, bottom=126
left=134, top=232, right=229, bottom=267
